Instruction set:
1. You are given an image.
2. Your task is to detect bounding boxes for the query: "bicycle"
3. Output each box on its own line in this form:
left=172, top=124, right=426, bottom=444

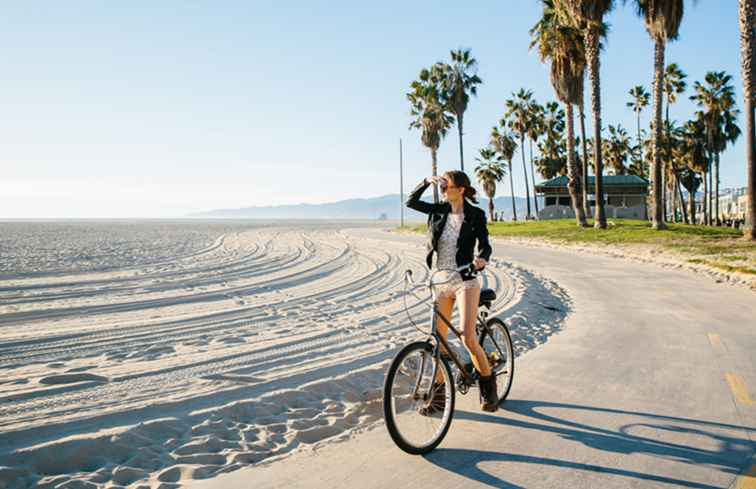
left=382, top=262, right=515, bottom=455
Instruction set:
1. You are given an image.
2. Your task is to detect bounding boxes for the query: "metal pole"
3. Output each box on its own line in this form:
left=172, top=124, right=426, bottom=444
left=400, top=138, right=404, bottom=227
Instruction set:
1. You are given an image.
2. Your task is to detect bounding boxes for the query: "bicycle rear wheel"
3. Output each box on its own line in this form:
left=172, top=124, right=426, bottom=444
left=480, top=317, right=514, bottom=404
left=382, top=341, right=454, bottom=454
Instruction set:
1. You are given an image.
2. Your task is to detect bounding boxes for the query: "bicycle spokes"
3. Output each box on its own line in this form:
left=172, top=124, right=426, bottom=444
left=480, top=318, right=515, bottom=403
left=383, top=342, right=455, bottom=454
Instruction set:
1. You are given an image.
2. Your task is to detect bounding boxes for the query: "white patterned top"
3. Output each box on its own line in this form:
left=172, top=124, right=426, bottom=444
left=436, top=213, right=463, bottom=269
left=434, top=212, right=479, bottom=296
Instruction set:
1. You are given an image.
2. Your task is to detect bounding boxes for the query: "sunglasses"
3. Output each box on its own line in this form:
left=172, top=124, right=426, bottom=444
left=440, top=179, right=458, bottom=191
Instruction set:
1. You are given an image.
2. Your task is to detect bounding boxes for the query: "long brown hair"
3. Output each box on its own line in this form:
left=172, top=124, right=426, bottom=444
left=443, top=170, right=478, bottom=204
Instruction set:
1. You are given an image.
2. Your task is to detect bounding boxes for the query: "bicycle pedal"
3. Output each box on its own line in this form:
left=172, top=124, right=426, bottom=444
left=465, top=363, right=481, bottom=380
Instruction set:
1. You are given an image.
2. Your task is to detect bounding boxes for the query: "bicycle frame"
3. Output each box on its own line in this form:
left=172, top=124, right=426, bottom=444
left=427, top=295, right=507, bottom=389
left=402, top=265, right=507, bottom=400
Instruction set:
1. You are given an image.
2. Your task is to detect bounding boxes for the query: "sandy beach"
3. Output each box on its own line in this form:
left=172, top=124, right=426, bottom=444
left=0, top=220, right=571, bottom=488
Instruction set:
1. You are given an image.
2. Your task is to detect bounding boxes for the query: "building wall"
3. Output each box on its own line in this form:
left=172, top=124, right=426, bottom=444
left=538, top=204, right=647, bottom=220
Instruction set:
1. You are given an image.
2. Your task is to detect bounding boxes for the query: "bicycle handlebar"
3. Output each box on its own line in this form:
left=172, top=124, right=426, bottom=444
left=404, top=262, right=479, bottom=288
left=400, top=262, right=483, bottom=333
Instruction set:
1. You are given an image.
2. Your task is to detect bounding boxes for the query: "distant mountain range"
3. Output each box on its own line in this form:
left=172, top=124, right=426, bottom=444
left=191, top=194, right=540, bottom=221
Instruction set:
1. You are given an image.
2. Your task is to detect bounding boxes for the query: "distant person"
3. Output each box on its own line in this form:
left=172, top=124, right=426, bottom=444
left=405, top=170, right=498, bottom=412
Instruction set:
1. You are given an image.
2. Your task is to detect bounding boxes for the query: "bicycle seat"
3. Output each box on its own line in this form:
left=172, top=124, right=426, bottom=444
left=479, top=288, right=496, bottom=307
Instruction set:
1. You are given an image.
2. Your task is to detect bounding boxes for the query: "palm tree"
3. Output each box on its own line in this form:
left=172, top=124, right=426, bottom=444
left=504, top=89, right=536, bottom=219
left=694, top=112, right=714, bottom=225
left=663, top=63, right=687, bottom=221
left=564, top=0, right=615, bottom=229
left=542, top=103, right=566, bottom=161
left=628, top=127, right=649, bottom=178
left=671, top=140, right=691, bottom=224
left=680, top=119, right=709, bottom=223
left=716, top=110, right=742, bottom=224
left=535, top=139, right=568, bottom=179
left=444, top=49, right=483, bottom=173
left=490, top=125, right=520, bottom=221
left=475, top=148, right=507, bottom=221
left=627, top=85, right=651, bottom=176
left=530, top=0, right=588, bottom=226
left=579, top=103, right=590, bottom=212
left=678, top=167, right=702, bottom=224
left=407, top=63, right=454, bottom=203
left=691, top=71, right=741, bottom=225
left=660, top=119, right=688, bottom=222
left=647, top=119, right=683, bottom=219
left=642, top=120, right=678, bottom=217
left=535, top=105, right=570, bottom=179
left=526, top=102, right=546, bottom=215
left=631, top=0, right=689, bottom=230
left=740, top=0, right=755, bottom=239
left=604, top=125, right=632, bottom=175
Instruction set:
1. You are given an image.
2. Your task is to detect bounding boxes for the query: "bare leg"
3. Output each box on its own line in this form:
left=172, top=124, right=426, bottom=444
left=458, top=286, right=492, bottom=377
left=434, top=294, right=455, bottom=383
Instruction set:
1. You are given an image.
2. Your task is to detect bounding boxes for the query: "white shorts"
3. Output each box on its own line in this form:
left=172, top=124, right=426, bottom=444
left=433, top=271, right=480, bottom=300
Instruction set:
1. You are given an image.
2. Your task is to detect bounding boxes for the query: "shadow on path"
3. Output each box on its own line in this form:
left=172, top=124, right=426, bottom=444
left=424, top=399, right=755, bottom=488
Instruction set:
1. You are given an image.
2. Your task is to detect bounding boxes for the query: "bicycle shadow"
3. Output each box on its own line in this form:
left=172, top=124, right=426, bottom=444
left=423, top=399, right=754, bottom=488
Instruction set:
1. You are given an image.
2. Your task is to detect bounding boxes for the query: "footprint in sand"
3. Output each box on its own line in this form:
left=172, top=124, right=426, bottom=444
left=39, top=373, right=109, bottom=385
left=65, top=366, right=93, bottom=373
left=214, top=336, right=246, bottom=345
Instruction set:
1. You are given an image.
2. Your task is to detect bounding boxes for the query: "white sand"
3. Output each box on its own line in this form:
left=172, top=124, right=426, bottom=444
left=0, top=221, right=570, bottom=488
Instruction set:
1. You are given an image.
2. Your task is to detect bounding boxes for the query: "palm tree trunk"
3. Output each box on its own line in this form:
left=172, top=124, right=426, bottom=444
left=671, top=175, right=678, bottom=222
left=665, top=179, right=670, bottom=222
left=651, top=39, right=667, bottom=230
left=458, top=115, right=465, bottom=173
left=488, top=194, right=495, bottom=223
left=677, top=178, right=688, bottom=224
left=746, top=99, right=756, bottom=237
left=586, top=29, right=607, bottom=229
left=708, top=160, right=713, bottom=225
left=662, top=174, right=667, bottom=221
left=715, top=151, right=721, bottom=226
left=703, top=168, right=709, bottom=225
left=579, top=101, right=589, bottom=214
left=520, top=136, right=532, bottom=219
left=508, top=159, right=518, bottom=221
left=566, top=103, right=588, bottom=227
left=665, top=101, right=673, bottom=221
left=688, top=180, right=697, bottom=224
left=741, top=0, right=756, bottom=239
left=636, top=110, right=643, bottom=178
left=431, top=148, right=439, bottom=204
left=529, top=139, right=540, bottom=215
left=701, top=177, right=704, bottom=225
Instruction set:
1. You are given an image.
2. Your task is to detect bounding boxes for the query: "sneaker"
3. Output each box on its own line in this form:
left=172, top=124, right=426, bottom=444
left=418, top=381, right=446, bottom=416
left=478, top=375, right=498, bottom=412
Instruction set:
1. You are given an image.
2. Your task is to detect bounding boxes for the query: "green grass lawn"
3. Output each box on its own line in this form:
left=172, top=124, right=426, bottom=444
left=396, top=219, right=756, bottom=275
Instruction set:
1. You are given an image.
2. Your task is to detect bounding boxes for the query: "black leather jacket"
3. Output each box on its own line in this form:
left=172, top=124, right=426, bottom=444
left=405, top=178, right=492, bottom=279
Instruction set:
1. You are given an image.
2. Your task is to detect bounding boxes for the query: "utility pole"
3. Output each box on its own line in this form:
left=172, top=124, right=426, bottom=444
left=399, top=138, right=404, bottom=227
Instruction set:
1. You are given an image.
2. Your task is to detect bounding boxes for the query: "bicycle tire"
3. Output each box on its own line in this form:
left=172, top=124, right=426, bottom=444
left=382, top=341, right=455, bottom=454
left=480, top=317, right=515, bottom=404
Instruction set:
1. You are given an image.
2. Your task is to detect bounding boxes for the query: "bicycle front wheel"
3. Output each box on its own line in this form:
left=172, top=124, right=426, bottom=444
left=382, top=341, right=455, bottom=455
left=481, top=317, right=514, bottom=404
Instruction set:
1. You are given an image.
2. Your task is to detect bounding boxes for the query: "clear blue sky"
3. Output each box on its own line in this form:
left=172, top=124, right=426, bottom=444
left=0, top=1, right=744, bottom=218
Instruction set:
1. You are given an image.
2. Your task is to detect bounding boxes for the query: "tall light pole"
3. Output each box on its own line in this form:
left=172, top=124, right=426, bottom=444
left=399, top=138, right=404, bottom=227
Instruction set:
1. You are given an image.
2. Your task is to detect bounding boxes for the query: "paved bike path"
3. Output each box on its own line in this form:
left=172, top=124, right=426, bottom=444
left=191, top=230, right=756, bottom=489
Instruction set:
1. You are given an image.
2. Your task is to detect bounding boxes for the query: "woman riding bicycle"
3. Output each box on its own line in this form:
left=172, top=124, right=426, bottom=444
left=405, top=170, right=498, bottom=412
